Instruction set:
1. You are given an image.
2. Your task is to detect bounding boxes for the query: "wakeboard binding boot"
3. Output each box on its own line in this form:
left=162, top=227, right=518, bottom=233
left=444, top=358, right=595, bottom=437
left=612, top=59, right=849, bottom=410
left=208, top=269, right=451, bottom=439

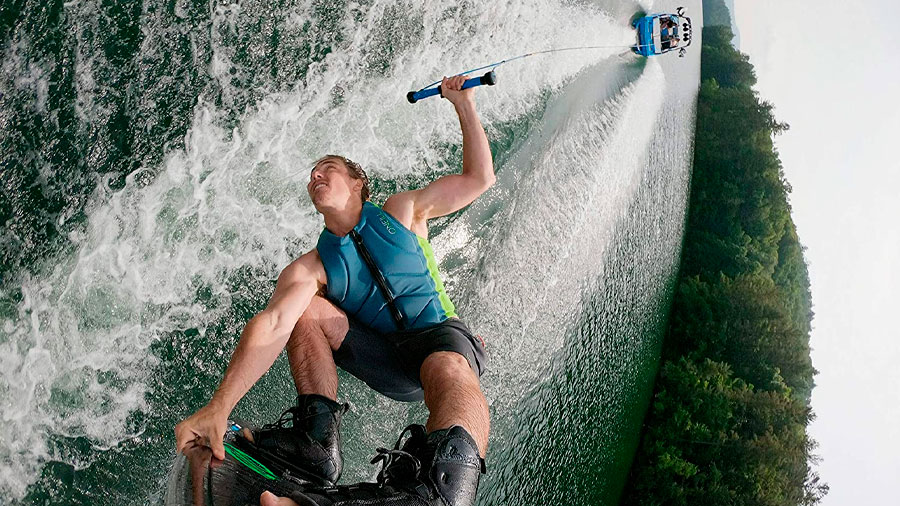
left=287, top=424, right=485, bottom=506
left=249, top=394, right=349, bottom=486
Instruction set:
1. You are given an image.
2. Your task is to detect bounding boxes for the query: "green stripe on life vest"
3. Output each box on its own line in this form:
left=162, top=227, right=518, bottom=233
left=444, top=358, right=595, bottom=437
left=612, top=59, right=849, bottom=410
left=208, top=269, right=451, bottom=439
left=416, top=236, right=457, bottom=319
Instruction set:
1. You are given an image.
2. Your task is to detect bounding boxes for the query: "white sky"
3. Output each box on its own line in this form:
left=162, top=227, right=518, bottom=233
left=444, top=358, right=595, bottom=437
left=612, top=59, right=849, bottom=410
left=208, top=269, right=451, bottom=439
left=733, top=0, right=900, bottom=503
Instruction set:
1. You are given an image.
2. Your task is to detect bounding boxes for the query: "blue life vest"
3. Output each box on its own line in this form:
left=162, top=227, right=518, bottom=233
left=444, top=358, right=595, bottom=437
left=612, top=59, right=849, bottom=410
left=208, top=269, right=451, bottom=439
left=316, top=202, right=457, bottom=333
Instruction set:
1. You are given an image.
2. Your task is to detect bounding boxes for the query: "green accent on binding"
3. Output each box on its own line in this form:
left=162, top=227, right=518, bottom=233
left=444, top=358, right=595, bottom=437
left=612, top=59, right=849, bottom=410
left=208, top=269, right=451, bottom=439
left=223, top=442, right=278, bottom=480
left=416, top=236, right=457, bottom=319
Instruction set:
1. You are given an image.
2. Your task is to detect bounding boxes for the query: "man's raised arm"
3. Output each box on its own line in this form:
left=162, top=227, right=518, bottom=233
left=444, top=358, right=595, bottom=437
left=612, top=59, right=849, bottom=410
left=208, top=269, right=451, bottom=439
left=385, top=75, right=495, bottom=225
left=174, top=251, right=324, bottom=459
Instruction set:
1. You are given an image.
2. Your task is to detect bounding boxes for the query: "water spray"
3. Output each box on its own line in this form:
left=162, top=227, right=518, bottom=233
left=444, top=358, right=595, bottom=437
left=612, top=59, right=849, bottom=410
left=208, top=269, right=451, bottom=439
left=407, top=7, right=692, bottom=103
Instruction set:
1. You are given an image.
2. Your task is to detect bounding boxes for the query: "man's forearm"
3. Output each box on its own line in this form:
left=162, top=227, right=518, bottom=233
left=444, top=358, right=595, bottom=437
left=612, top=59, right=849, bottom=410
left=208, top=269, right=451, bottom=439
left=454, top=101, right=494, bottom=184
left=207, top=315, right=289, bottom=413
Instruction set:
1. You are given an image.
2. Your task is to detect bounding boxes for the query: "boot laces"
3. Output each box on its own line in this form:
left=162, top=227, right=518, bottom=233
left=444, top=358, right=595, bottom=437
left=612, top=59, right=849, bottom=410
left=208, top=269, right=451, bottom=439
left=259, top=406, right=303, bottom=432
left=371, top=448, right=421, bottom=485
left=370, top=425, right=428, bottom=486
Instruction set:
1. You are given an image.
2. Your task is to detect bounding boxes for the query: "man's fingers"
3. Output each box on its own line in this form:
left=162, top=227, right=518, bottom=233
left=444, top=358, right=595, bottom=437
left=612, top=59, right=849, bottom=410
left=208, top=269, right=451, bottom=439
left=199, top=424, right=226, bottom=460
left=441, top=75, right=467, bottom=92
left=439, top=74, right=475, bottom=102
left=174, top=424, right=193, bottom=454
left=175, top=405, right=229, bottom=459
left=211, top=438, right=227, bottom=461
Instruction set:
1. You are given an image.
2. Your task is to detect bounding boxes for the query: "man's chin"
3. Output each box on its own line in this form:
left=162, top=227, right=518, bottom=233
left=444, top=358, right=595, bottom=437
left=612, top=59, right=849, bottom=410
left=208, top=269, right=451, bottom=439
left=310, top=196, right=328, bottom=211
left=312, top=196, right=357, bottom=216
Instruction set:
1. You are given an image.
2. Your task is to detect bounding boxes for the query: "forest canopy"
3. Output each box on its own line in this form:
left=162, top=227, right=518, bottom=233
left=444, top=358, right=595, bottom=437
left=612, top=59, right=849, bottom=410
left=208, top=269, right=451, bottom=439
left=620, top=2, right=826, bottom=504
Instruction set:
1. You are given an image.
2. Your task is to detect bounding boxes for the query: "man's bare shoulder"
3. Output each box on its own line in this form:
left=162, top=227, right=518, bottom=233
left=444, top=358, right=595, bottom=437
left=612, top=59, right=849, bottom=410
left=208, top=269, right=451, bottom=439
left=383, top=191, right=429, bottom=238
left=383, top=191, right=417, bottom=219
left=280, top=250, right=326, bottom=286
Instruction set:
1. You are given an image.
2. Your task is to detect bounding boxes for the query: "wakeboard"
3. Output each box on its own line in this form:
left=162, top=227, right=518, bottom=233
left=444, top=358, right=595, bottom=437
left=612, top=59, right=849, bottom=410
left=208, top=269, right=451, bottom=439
left=164, top=420, right=313, bottom=506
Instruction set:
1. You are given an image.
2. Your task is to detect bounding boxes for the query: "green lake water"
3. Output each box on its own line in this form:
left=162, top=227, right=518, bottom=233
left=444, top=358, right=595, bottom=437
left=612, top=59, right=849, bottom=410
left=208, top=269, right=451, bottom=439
left=0, top=0, right=700, bottom=504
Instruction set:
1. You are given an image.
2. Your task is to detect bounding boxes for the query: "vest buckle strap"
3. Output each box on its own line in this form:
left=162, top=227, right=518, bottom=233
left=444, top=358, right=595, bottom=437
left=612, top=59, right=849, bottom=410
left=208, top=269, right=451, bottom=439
left=348, top=229, right=406, bottom=330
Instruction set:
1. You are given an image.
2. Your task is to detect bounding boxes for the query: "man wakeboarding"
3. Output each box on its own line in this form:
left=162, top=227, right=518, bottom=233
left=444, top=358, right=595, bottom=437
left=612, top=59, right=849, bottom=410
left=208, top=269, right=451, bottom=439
left=175, top=74, right=493, bottom=506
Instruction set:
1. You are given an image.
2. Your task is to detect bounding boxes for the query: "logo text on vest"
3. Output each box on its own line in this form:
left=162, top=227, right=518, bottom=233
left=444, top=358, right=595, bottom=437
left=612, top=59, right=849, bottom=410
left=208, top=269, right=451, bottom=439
left=378, top=212, right=397, bottom=234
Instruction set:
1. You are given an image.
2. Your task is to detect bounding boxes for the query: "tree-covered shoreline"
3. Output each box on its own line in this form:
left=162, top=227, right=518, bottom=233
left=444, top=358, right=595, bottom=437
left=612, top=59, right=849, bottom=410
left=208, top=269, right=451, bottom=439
left=619, top=4, right=827, bottom=504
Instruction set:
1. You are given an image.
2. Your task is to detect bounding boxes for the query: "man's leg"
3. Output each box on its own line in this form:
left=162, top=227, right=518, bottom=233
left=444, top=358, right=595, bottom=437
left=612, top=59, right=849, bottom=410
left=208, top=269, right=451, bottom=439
left=259, top=343, right=488, bottom=506
left=285, top=295, right=349, bottom=400
left=251, top=295, right=350, bottom=486
left=420, top=351, right=490, bottom=456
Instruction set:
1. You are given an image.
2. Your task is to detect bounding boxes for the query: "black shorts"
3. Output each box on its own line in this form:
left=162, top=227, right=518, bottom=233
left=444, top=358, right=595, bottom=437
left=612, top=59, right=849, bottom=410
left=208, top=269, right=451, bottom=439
left=332, top=318, right=488, bottom=402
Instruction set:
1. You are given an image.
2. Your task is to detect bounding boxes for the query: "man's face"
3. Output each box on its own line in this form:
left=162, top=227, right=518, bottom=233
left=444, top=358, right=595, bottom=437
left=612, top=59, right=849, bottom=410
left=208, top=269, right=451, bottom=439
left=307, top=157, right=361, bottom=211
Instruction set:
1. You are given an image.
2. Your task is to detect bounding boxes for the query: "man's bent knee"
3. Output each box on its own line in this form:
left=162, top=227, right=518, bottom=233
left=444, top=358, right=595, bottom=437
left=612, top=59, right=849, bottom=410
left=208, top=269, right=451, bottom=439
left=293, top=295, right=349, bottom=351
left=420, top=351, right=479, bottom=388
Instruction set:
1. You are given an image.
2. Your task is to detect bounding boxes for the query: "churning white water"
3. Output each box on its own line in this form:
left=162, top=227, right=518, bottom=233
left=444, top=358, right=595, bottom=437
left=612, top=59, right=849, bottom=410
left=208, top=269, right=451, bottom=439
left=0, top=0, right=700, bottom=501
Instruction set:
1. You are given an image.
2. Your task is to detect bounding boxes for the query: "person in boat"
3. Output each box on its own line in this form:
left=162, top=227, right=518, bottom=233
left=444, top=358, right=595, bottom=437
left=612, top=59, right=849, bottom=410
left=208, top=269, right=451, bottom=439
left=174, top=74, right=493, bottom=506
left=660, top=17, right=677, bottom=42
left=661, top=36, right=681, bottom=51
left=662, top=17, right=677, bottom=32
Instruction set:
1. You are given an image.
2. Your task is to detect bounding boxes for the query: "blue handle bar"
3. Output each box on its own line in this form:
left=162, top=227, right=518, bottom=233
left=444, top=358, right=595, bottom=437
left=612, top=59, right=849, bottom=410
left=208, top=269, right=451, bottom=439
left=407, top=71, right=497, bottom=104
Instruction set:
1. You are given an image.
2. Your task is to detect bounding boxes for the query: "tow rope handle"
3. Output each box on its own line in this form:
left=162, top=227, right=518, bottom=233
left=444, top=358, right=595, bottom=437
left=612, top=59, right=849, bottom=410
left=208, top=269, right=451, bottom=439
left=407, top=71, right=497, bottom=104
